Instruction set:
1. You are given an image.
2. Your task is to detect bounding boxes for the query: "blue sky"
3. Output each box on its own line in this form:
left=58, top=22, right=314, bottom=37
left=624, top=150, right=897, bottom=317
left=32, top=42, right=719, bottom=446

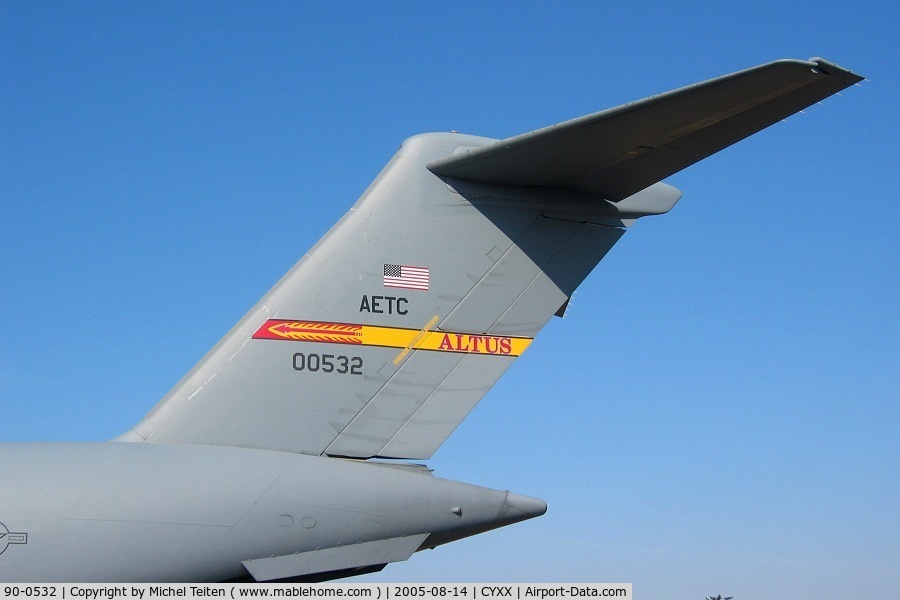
left=1, top=1, right=897, bottom=597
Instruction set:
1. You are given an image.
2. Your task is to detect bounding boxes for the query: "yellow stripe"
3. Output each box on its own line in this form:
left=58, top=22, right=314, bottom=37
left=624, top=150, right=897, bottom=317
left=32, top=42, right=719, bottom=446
left=417, top=331, right=532, bottom=356
left=359, top=320, right=530, bottom=359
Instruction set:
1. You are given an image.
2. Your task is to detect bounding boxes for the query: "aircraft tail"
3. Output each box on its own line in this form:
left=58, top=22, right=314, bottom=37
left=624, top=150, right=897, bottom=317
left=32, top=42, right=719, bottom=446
left=122, top=131, right=645, bottom=459
left=120, top=57, right=861, bottom=460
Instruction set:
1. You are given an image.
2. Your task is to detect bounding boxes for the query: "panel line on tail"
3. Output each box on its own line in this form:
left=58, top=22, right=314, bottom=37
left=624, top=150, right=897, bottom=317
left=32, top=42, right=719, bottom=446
left=393, top=315, right=440, bottom=365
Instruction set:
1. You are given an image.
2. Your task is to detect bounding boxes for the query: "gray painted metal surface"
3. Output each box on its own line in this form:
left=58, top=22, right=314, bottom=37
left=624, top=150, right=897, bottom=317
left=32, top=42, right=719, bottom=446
left=241, top=535, right=430, bottom=582
left=0, top=58, right=862, bottom=582
left=0, top=444, right=544, bottom=582
left=428, top=58, right=860, bottom=201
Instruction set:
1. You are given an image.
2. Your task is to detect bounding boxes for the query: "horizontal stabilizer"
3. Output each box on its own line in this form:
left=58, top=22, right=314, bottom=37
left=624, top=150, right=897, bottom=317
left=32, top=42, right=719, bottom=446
left=241, top=533, right=429, bottom=582
left=427, top=58, right=863, bottom=201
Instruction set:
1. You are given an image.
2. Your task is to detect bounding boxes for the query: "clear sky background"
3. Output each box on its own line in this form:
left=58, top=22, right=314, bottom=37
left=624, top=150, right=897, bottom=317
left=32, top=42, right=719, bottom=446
left=1, top=2, right=897, bottom=597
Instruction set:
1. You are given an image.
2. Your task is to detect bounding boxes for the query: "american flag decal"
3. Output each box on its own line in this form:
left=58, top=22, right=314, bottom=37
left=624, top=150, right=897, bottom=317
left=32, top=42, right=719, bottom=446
left=384, top=264, right=429, bottom=291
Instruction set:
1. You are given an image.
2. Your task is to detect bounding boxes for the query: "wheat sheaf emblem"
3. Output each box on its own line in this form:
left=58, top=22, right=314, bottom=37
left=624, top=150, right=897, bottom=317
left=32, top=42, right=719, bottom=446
left=267, top=321, right=363, bottom=344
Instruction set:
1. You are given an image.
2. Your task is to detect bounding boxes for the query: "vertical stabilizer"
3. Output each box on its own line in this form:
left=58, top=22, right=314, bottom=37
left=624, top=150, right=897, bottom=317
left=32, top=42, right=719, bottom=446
left=122, top=133, right=629, bottom=459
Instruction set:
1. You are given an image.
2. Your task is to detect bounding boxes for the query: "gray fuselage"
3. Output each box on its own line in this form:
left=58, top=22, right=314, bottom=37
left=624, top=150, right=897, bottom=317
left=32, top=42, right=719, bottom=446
left=0, top=443, right=544, bottom=582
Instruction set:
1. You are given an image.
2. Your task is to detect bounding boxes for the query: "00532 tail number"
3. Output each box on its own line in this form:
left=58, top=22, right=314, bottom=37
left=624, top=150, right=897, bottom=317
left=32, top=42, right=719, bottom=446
left=292, top=352, right=362, bottom=375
